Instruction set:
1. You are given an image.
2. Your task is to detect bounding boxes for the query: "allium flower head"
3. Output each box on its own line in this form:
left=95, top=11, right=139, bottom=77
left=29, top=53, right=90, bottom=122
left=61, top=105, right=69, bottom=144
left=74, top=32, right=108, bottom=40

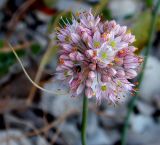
left=55, top=9, right=143, bottom=104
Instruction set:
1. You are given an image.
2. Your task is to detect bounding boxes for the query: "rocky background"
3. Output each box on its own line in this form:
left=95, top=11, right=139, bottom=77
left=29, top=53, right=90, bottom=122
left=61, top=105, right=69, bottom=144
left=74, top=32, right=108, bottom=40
left=0, top=0, right=160, bottom=145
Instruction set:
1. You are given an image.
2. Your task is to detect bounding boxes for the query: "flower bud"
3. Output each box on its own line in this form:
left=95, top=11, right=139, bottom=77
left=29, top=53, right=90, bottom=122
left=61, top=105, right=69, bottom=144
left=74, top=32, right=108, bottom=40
left=69, top=52, right=77, bottom=61
left=101, top=75, right=111, bottom=82
left=86, top=79, right=93, bottom=87
left=85, top=87, right=94, bottom=98
left=71, top=33, right=80, bottom=43
left=89, top=63, right=96, bottom=70
left=88, top=71, right=95, bottom=79
left=64, top=60, right=74, bottom=68
left=116, top=69, right=125, bottom=77
left=76, top=52, right=84, bottom=61
left=125, top=69, right=137, bottom=79
left=108, top=68, right=117, bottom=76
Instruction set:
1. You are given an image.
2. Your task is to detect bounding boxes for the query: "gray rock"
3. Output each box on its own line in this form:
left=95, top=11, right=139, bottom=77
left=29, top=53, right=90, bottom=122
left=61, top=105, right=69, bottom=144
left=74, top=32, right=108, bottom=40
left=100, top=105, right=127, bottom=128
left=55, top=0, right=91, bottom=13
left=86, top=112, right=119, bottom=145
left=36, top=136, right=49, bottom=145
left=0, top=130, right=31, bottom=145
left=153, top=93, right=160, bottom=109
left=60, top=123, right=80, bottom=145
left=106, top=130, right=120, bottom=145
left=109, top=0, right=142, bottom=18
left=87, top=112, right=99, bottom=136
left=40, top=80, right=82, bottom=117
left=137, top=100, right=155, bottom=116
left=140, top=56, right=160, bottom=103
left=130, top=114, right=155, bottom=133
left=127, top=124, right=160, bottom=145
left=87, top=128, right=112, bottom=145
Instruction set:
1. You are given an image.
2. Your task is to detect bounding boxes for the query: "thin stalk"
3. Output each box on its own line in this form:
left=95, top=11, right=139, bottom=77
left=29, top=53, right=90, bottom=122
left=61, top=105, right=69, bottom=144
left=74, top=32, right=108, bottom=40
left=81, top=95, right=88, bottom=145
left=80, top=4, right=108, bottom=144
left=121, top=1, right=160, bottom=145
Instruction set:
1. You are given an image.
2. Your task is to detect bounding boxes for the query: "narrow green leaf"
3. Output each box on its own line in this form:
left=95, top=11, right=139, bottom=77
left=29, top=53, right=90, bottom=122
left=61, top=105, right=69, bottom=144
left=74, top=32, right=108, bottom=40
left=31, top=43, right=41, bottom=54
left=0, top=39, right=4, bottom=48
left=130, top=10, right=160, bottom=51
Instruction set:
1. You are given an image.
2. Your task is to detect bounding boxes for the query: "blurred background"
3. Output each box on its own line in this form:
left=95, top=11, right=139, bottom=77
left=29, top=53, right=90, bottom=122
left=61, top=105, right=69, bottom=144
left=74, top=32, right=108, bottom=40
left=0, top=0, right=160, bottom=145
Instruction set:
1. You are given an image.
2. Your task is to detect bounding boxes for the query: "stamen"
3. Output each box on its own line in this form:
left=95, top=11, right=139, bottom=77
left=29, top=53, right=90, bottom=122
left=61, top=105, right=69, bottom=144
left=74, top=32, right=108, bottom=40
left=133, top=82, right=139, bottom=86
left=117, top=80, right=122, bottom=86
left=93, top=50, right=97, bottom=57
left=101, top=33, right=108, bottom=40
left=72, top=47, right=78, bottom=51
left=114, top=57, right=120, bottom=62
left=75, top=11, right=80, bottom=17
left=59, top=58, right=64, bottom=64
left=65, top=36, right=71, bottom=42
left=64, top=71, right=69, bottom=77
left=139, top=57, right=144, bottom=63
left=110, top=41, right=116, bottom=48
left=101, top=85, right=107, bottom=91
left=101, top=52, right=108, bottom=59
left=119, top=50, right=124, bottom=54
left=94, top=41, right=100, bottom=48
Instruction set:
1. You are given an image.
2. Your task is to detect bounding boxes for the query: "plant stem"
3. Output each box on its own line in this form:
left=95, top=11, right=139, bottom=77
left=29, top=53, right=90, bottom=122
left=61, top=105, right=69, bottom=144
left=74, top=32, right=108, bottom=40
left=121, top=1, right=160, bottom=145
left=81, top=95, right=88, bottom=145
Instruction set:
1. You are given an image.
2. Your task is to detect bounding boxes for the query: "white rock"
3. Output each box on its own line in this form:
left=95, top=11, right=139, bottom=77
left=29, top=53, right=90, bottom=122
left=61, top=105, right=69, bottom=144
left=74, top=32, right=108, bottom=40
left=107, top=130, right=120, bottom=145
left=41, top=79, right=82, bottom=117
left=60, top=123, right=80, bottom=145
left=0, top=130, right=31, bottom=145
left=87, top=128, right=112, bottom=145
left=137, top=100, right=154, bottom=116
left=87, top=112, right=98, bottom=135
left=36, top=137, right=49, bottom=145
left=100, top=105, right=128, bottom=129
left=127, top=124, right=160, bottom=145
left=109, top=0, right=142, bottom=18
left=55, top=0, right=91, bottom=13
left=140, top=56, right=160, bottom=102
left=130, top=114, right=155, bottom=133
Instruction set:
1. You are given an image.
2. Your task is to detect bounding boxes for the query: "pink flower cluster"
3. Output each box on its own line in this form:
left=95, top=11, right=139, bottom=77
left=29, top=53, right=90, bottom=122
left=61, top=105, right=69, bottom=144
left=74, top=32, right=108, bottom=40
left=55, top=10, right=143, bottom=104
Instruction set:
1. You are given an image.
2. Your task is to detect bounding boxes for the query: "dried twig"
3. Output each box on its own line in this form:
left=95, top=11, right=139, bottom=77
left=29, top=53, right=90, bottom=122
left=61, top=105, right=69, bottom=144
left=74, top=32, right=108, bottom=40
left=0, top=109, right=79, bottom=143
left=51, top=125, right=62, bottom=145
left=0, top=41, right=32, bottom=53
left=0, top=99, right=27, bottom=113
left=7, top=0, right=36, bottom=33
left=26, top=43, right=58, bottom=105
left=26, top=10, right=71, bottom=105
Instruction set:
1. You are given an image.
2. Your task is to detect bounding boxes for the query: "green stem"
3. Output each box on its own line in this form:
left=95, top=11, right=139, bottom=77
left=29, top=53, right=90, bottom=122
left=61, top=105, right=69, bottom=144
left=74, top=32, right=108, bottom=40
left=121, top=1, right=160, bottom=145
left=81, top=95, right=88, bottom=145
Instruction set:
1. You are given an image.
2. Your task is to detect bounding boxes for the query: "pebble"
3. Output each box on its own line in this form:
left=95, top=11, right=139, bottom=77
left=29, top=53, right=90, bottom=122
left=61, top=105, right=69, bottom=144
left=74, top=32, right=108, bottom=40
left=56, top=0, right=91, bottom=13
left=0, top=130, right=31, bottom=145
left=109, top=0, right=142, bottom=18
left=127, top=124, right=160, bottom=145
left=130, top=114, right=155, bottom=133
left=140, top=56, right=160, bottom=103
left=87, top=128, right=111, bottom=145
left=41, top=79, right=82, bottom=117
left=137, top=100, right=155, bottom=116
left=60, top=122, right=80, bottom=145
